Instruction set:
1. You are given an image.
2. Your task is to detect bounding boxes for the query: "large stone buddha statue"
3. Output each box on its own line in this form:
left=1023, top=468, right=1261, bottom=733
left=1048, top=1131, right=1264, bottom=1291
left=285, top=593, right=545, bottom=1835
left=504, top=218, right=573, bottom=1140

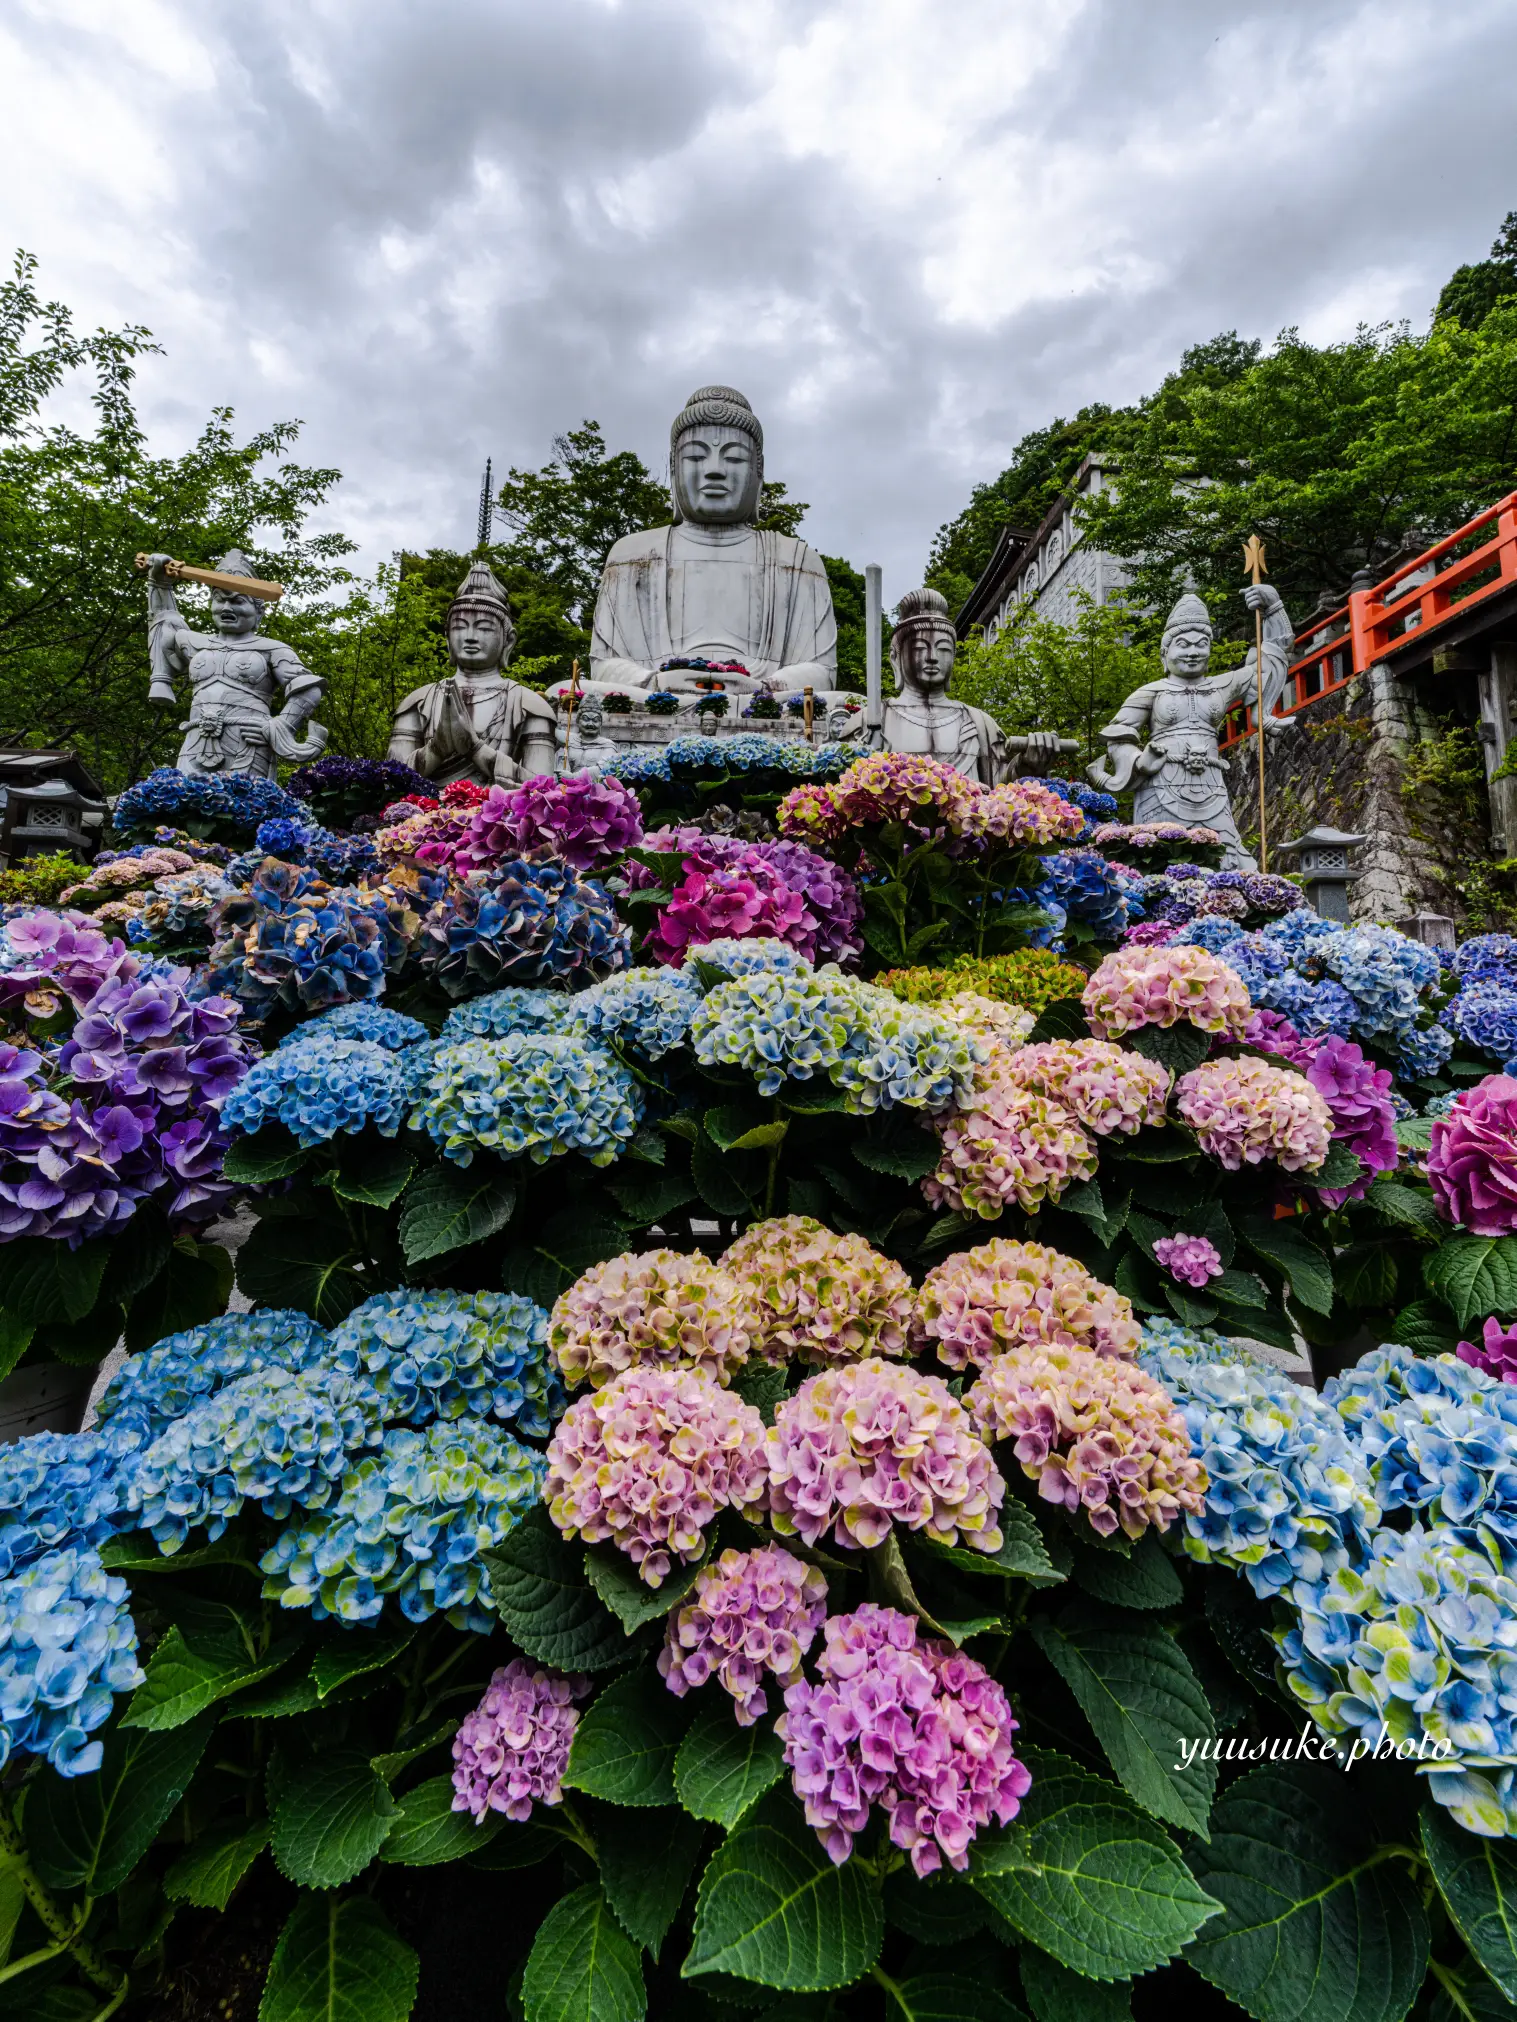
left=569, top=385, right=839, bottom=702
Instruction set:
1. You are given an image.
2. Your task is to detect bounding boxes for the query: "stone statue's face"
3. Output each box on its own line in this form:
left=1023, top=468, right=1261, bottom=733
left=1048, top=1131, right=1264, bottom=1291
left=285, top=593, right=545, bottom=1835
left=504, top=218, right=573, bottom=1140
left=1162, top=626, right=1213, bottom=680
left=448, top=605, right=510, bottom=673
left=210, top=591, right=261, bottom=638
left=673, top=425, right=761, bottom=525
left=893, top=617, right=957, bottom=694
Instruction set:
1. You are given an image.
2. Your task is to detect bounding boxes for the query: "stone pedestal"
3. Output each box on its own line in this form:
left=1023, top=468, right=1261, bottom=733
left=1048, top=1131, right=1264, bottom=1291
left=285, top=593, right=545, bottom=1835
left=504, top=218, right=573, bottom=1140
left=1478, top=645, right=1517, bottom=858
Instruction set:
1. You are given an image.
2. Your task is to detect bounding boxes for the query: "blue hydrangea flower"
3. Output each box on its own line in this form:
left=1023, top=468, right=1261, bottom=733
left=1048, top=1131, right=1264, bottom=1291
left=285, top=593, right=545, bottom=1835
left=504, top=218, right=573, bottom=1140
left=1454, top=935, right=1517, bottom=988
left=222, top=1036, right=411, bottom=1146
left=1444, top=982, right=1517, bottom=1063
left=407, top=1034, right=644, bottom=1168
left=580, top=968, right=703, bottom=1060
left=415, top=860, right=629, bottom=999
left=260, top=1420, right=545, bottom=1633
left=1038, top=848, right=1130, bottom=940
left=127, top=1367, right=382, bottom=1551
left=684, top=937, right=812, bottom=978
left=1397, top=1023, right=1455, bottom=1079
left=97, top=1310, right=330, bottom=1443
left=114, top=768, right=304, bottom=844
left=1181, top=915, right=1251, bottom=957
left=1137, top=1320, right=1377, bottom=1597
left=328, top=1290, right=562, bottom=1437
left=0, top=1425, right=146, bottom=1575
left=0, top=1546, right=143, bottom=1777
left=441, top=989, right=590, bottom=1042
left=298, top=1002, right=430, bottom=1051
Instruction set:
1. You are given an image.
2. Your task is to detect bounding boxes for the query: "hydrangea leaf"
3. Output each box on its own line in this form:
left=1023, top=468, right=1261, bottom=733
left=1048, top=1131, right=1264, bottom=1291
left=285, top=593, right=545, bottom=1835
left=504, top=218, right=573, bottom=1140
left=1395, top=1116, right=1435, bottom=1153
left=879, top=1974, right=1027, bottom=2022
left=1426, top=1965, right=1517, bottom=2021
left=470, top=1821, right=560, bottom=1871
left=379, top=1773, right=501, bottom=1866
left=235, top=1215, right=369, bottom=1327
left=123, top=1623, right=306, bottom=1731
left=312, top=1622, right=416, bottom=1699
left=596, top=1803, right=704, bottom=1957
left=0, top=1232, right=109, bottom=1323
left=1236, top=1218, right=1334, bottom=1315
left=674, top=1698, right=787, bottom=1829
left=1421, top=1800, right=1517, bottom=2000
left=1019, top=1946, right=1132, bottom=2021
left=163, top=1816, right=270, bottom=1910
left=1070, top=1535, right=1183, bottom=1612
left=399, top=1166, right=517, bottom=1265
left=564, top=1666, right=688, bottom=1807
left=522, top=1883, right=646, bottom=2022
left=684, top=1788, right=885, bottom=1990
left=1425, top=1235, right=1517, bottom=1329
left=692, top=1132, right=762, bottom=1217
left=606, top=1167, right=698, bottom=1229
left=260, top=1894, right=419, bottom=2022
left=970, top=1749, right=1219, bottom=1981
left=852, top=1113, right=942, bottom=1182
left=332, top=1138, right=416, bottom=1209
left=1308, top=1144, right=1366, bottom=1193
left=222, top=1127, right=310, bottom=1184
left=27, top=1715, right=214, bottom=1895
left=585, top=1541, right=707, bottom=1635
left=123, top=1237, right=235, bottom=1354
left=1027, top=999, right=1088, bottom=1044
left=502, top=1208, right=634, bottom=1309
left=1030, top=1604, right=1216, bottom=1837
left=1127, top=1024, right=1210, bottom=1075
left=269, top=1747, right=398, bottom=1887
left=1336, top=1243, right=1400, bottom=1310
left=881, top=1866, right=989, bottom=1946
left=1385, top=1297, right=1461, bottom=1354
left=1184, top=1764, right=1428, bottom=2022
left=482, top=1506, right=631, bottom=1671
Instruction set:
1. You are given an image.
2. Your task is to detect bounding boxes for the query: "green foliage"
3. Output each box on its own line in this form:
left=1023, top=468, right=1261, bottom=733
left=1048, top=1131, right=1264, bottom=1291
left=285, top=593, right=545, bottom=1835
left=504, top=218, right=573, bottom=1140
left=495, top=421, right=669, bottom=625
left=260, top=1895, right=419, bottom=2022
left=522, top=1883, right=646, bottom=2022
left=952, top=589, right=1156, bottom=768
left=0, top=853, right=86, bottom=906
left=1436, top=211, right=1517, bottom=331
left=675, top=1700, right=787, bottom=1830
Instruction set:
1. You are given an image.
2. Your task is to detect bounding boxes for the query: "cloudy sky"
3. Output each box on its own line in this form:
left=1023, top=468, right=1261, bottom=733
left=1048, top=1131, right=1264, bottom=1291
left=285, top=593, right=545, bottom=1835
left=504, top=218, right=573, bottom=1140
left=5, top=0, right=1516, bottom=596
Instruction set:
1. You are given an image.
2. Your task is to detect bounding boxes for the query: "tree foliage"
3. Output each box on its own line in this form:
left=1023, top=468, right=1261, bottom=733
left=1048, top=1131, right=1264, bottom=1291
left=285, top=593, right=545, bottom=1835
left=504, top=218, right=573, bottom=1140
left=494, top=421, right=670, bottom=624
left=951, top=589, right=1158, bottom=766
left=1436, top=210, right=1517, bottom=332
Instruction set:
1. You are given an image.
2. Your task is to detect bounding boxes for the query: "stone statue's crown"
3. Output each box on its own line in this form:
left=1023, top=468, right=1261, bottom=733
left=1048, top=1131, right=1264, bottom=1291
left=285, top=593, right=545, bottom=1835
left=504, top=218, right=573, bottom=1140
left=449, top=560, right=512, bottom=619
left=671, top=386, right=763, bottom=450
left=1161, top=590, right=1212, bottom=643
left=896, top=587, right=951, bottom=627
left=214, top=550, right=257, bottom=578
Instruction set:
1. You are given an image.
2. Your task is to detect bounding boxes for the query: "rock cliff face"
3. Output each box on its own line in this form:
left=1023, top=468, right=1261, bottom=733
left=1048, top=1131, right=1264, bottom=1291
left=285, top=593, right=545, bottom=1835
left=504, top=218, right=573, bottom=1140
left=1226, top=664, right=1508, bottom=927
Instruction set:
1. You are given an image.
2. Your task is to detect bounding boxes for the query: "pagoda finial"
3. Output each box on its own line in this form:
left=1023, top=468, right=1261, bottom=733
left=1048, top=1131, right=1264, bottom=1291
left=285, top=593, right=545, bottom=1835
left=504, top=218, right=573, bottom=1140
left=476, top=458, right=494, bottom=552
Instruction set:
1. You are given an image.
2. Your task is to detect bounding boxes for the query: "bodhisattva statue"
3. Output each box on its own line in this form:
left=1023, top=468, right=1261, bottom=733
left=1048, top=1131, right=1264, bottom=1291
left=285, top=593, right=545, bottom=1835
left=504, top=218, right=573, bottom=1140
left=388, top=561, right=556, bottom=786
left=864, top=587, right=1066, bottom=784
left=145, top=550, right=327, bottom=777
left=1089, top=583, right=1291, bottom=869
left=565, top=385, right=839, bottom=703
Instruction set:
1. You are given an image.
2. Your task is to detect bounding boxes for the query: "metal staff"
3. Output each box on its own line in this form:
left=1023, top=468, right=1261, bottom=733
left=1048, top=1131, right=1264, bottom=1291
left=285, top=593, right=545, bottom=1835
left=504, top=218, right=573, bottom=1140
left=1242, top=534, right=1269, bottom=872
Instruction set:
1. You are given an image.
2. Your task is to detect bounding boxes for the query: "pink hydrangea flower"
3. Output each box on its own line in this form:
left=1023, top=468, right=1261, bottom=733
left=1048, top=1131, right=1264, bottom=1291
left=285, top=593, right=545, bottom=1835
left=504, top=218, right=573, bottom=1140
left=967, top=1346, right=1206, bottom=1540
left=833, top=752, right=980, bottom=831
left=777, top=1604, right=1031, bottom=1875
left=925, top=1079, right=1098, bottom=1219
left=627, top=828, right=863, bottom=967
left=914, top=1237, right=1140, bottom=1368
left=1456, top=1316, right=1517, bottom=1382
left=1152, top=1233, right=1225, bottom=1288
left=939, top=991, right=1036, bottom=1051
left=1083, top=945, right=1251, bottom=1040
left=646, top=861, right=808, bottom=965
left=1121, top=921, right=1182, bottom=948
left=997, top=1038, right=1171, bottom=1137
left=658, top=1545, right=828, bottom=1725
left=1296, top=1034, right=1398, bottom=1205
left=1429, top=1075, right=1517, bottom=1235
left=451, top=1659, right=592, bottom=1821
left=545, top=1365, right=769, bottom=1585
left=955, top=780, right=1085, bottom=846
left=766, top=1357, right=1003, bottom=1553
left=549, top=1248, right=754, bottom=1388
left=776, top=782, right=848, bottom=846
left=1174, top=1055, right=1332, bottom=1172
left=454, top=774, right=644, bottom=874
left=720, top=1215, right=916, bottom=1366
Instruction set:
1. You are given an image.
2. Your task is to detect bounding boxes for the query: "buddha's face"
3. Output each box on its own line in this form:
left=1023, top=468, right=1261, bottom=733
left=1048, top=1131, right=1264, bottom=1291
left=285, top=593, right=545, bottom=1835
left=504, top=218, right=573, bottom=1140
left=1162, top=626, right=1213, bottom=680
left=210, top=590, right=261, bottom=638
left=673, top=425, right=761, bottom=524
left=448, top=605, right=511, bottom=673
left=893, top=616, right=957, bottom=694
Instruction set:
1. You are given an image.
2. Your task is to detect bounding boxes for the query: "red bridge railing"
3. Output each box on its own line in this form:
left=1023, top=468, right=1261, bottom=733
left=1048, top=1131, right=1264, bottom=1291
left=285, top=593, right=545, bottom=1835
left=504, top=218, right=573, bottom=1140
left=1217, top=489, right=1517, bottom=750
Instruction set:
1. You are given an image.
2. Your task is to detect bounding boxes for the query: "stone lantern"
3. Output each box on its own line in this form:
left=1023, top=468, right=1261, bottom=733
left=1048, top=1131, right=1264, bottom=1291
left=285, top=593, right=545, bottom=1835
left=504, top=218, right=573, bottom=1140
left=0, top=752, right=108, bottom=866
left=1273, top=826, right=1366, bottom=923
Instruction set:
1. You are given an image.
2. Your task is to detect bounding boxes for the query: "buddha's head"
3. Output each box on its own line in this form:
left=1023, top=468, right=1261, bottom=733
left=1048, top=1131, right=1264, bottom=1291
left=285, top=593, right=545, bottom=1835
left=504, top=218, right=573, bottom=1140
left=890, top=587, right=957, bottom=695
left=446, top=560, right=515, bottom=674
left=208, top=551, right=264, bottom=638
left=670, top=385, right=763, bottom=526
left=1160, top=591, right=1214, bottom=683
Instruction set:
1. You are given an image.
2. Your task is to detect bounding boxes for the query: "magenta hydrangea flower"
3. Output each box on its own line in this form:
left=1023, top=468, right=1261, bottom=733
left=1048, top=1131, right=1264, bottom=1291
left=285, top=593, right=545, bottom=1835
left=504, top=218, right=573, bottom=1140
left=548, top=1248, right=753, bottom=1388
left=628, top=829, right=863, bottom=967
left=544, top=1365, right=768, bottom=1585
left=658, top=1545, right=828, bottom=1725
left=451, top=1659, right=592, bottom=1822
left=1243, top=1007, right=1311, bottom=1063
left=1153, top=1233, right=1224, bottom=1288
left=777, top=1604, right=1031, bottom=1875
left=766, top=1357, right=1003, bottom=1554
left=454, top=774, right=644, bottom=874
left=1174, top=1055, right=1332, bottom=1172
left=1296, top=1033, right=1399, bottom=1204
left=645, top=859, right=808, bottom=966
left=1083, top=945, right=1251, bottom=1040
left=967, top=1346, right=1206, bottom=1540
left=997, top=1038, right=1170, bottom=1137
left=1456, top=1316, right=1517, bottom=1383
left=1429, top=1075, right=1517, bottom=1234
left=925, top=1080, right=1097, bottom=1219
left=914, top=1237, right=1140, bottom=1368
left=720, top=1215, right=916, bottom=1366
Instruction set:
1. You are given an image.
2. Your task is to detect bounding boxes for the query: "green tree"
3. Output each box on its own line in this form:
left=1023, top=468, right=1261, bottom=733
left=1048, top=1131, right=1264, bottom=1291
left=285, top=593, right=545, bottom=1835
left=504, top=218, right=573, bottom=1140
left=1436, top=209, right=1517, bottom=331
left=756, top=479, right=808, bottom=538
left=1080, top=306, right=1517, bottom=635
left=494, top=421, right=668, bottom=623
left=951, top=589, right=1156, bottom=767
left=0, top=252, right=354, bottom=788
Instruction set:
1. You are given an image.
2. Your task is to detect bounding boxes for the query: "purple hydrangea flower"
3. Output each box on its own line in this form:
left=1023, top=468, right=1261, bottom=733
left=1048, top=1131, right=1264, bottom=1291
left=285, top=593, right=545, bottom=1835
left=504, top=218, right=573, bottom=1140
left=658, top=1545, right=828, bottom=1724
left=451, top=1660, right=591, bottom=1822
left=1153, top=1233, right=1224, bottom=1288
left=1457, top=1317, right=1517, bottom=1384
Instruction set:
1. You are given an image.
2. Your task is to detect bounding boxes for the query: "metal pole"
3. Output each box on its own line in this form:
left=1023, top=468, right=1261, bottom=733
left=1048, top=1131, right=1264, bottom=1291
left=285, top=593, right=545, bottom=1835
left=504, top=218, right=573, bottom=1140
left=864, top=564, right=883, bottom=734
